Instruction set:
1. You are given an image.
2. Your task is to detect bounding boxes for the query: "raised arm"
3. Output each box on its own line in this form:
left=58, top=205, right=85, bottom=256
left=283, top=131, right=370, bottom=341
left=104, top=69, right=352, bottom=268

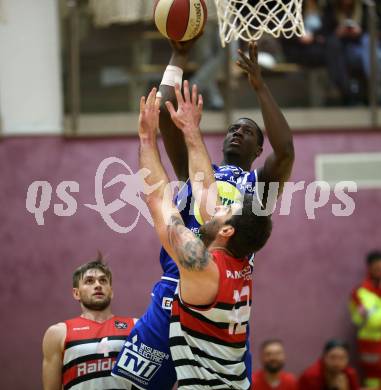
left=42, top=322, right=66, bottom=390
left=139, top=88, right=218, bottom=305
left=165, top=81, right=219, bottom=223
left=237, top=42, right=295, bottom=195
left=158, top=41, right=198, bottom=182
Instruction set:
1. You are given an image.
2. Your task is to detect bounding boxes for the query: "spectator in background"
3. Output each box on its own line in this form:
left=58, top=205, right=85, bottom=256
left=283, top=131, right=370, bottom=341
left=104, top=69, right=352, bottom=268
left=252, top=339, right=298, bottom=390
left=322, top=0, right=366, bottom=105
left=281, top=0, right=326, bottom=68
left=360, top=2, right=381, bottom=100
left=299, top=340, right=360, bottom=390
left=349, top=250, right=381, bottom=389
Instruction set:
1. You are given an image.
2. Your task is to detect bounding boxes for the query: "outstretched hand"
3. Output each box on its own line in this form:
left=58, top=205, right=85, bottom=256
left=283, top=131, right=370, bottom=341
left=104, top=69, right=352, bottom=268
left=165, top=80, right=203, bottom=135
left=236, top=41, right=264, bottom=91
left=138, top=87, right=161, bottom=139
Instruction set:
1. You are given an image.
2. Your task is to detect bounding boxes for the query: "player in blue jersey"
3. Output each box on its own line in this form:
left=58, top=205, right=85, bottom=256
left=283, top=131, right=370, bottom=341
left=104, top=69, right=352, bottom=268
left=112, top=40, right=294, bottom=389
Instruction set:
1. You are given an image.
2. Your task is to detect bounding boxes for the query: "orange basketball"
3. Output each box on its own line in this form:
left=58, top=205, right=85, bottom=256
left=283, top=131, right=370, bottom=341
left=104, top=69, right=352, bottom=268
left=153, top=0, right=207, bottom=42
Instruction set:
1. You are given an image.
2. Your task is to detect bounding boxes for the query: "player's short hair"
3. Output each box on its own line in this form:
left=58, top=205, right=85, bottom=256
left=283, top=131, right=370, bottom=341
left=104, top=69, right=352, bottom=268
left=261, top=339, right=283, bottom=351
left=238, top=117, right=264, bottom=147
left=366, top=250, right=381, bottom=265
left=225, top=195, right=272, bottom=258
left=72, top=251, right=112, bottom=288
left=323, top=339, right=349, bottom=355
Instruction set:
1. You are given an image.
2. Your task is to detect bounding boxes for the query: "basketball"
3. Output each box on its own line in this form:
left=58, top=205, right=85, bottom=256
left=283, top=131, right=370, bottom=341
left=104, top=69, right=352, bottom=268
left=153, top=0, right=207, bottom=42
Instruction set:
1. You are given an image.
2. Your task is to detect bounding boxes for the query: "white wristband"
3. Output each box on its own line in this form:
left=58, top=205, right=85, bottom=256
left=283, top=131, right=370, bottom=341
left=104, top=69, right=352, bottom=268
left=160, top=65, right=183, bottom=87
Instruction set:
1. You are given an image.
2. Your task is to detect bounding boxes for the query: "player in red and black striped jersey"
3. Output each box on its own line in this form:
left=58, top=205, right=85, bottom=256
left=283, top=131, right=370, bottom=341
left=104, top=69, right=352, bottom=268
left=138, top=84, right=272, bottom=389
left=170, top=246, right=254, bottom=389
left=42, top=255, right=138, bottom=390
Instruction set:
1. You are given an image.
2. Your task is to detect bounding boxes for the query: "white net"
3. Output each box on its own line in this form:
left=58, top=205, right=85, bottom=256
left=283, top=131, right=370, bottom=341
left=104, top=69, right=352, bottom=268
left=214, top=0, right=305, bottom=46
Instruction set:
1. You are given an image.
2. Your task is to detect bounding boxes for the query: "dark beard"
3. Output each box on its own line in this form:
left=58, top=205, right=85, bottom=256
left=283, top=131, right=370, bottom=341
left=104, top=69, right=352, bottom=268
left=82, top=296, right=111, bottom=311
left=264, top=362, right=284, bottom=374
left=199, top=220, right=219, bottom=248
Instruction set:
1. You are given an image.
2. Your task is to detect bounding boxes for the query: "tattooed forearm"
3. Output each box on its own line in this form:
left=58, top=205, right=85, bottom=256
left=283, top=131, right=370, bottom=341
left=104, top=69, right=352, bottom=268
left=168, top=215, right=210, bottom=271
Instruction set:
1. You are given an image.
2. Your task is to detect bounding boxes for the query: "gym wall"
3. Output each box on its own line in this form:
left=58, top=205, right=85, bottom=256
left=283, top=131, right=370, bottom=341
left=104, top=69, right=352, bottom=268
left=0, top=130, right=380, bottom=388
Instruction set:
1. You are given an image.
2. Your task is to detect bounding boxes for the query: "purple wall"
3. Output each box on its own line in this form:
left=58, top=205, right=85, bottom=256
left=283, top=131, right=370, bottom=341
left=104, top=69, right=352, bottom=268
left=0, top=131, right=380, bottom=388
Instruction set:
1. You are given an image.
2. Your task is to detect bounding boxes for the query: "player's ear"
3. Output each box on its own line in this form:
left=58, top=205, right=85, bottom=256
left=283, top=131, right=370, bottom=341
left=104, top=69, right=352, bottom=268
left=72, top=288, right=80, bottom=301
left=256, top=145, right=263, bottom=158
left=219, top=225, right=235, bottom=238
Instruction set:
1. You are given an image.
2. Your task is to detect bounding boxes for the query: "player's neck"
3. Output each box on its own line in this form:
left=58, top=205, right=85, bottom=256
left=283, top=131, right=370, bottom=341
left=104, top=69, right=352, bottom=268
left=208, top=244, right=235, bottom=257
left=80, top=307, right=114, bottom=323
left=221, top=156, right=251, bottom=172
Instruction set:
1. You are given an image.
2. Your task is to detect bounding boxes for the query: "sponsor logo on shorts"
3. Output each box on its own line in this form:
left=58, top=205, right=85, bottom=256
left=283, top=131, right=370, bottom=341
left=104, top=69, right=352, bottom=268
left=116, top=335, right=169, bottom=386
left=162, top=297, right=173, bottom=310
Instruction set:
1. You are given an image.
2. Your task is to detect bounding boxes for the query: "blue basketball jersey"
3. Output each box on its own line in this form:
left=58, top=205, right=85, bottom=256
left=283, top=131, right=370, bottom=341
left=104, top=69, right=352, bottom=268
left=160, top=164, right=259, bottom=278
left=113, top=165, right=259, bottom=389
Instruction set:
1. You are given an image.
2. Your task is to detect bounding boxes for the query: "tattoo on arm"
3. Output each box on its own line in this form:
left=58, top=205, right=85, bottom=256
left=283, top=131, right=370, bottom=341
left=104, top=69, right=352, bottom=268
left=168, top=215, right=210, bottom=271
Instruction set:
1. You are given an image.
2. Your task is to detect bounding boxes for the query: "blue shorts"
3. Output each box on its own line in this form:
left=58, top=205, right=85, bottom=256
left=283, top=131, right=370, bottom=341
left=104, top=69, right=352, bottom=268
left=112, top=277, right=178, bottom=390
left=112, top=276, right=252, bottom=389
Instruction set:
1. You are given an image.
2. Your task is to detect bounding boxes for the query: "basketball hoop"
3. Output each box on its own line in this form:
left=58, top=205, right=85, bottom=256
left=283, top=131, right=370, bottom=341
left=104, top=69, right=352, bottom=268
left=214, top=0, right=305, bottom=46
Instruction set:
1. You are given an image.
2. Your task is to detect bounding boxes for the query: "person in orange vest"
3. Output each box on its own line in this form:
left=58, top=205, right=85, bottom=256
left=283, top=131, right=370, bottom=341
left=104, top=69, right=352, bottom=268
left=252, top=339, right=298, bottom=390
left=349, top=250, right=381, bottom=389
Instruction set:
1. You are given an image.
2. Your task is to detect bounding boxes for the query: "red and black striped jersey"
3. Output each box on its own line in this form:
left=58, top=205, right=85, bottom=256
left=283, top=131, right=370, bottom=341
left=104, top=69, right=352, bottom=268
left=170, top=249, right=252, bottom=389
left=62, top=315, right=135, bottom=390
